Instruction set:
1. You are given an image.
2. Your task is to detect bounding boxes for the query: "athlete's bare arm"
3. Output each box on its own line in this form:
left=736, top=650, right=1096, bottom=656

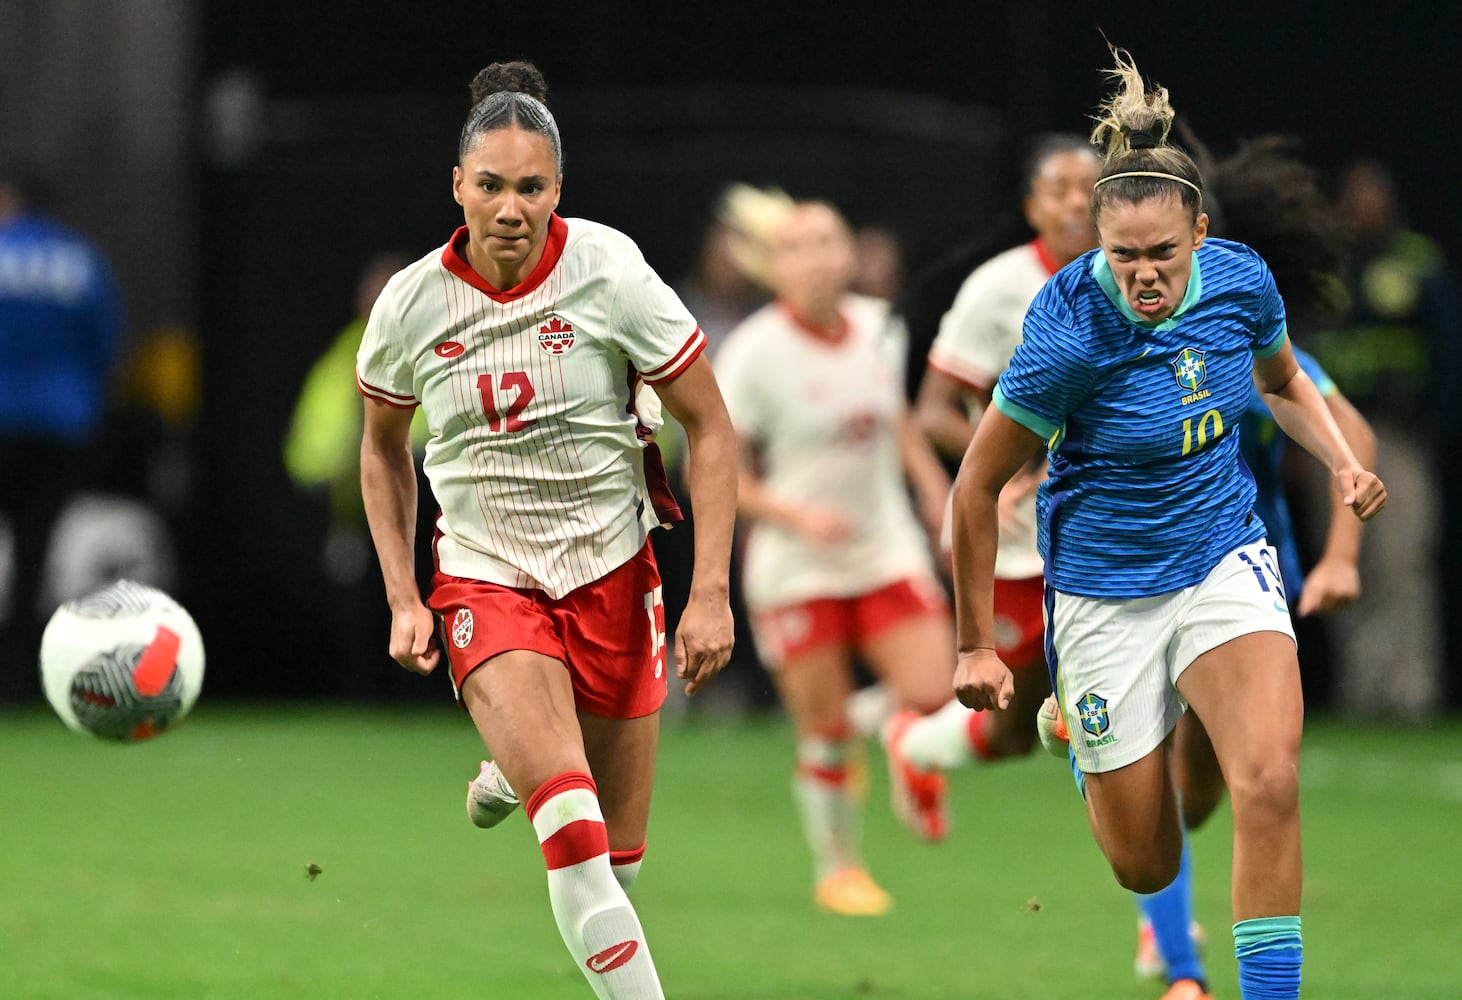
left=1254, top=343, right=1387, bottom=522
left=360, top=396, right=439, bottom=674
left=655, top=355, right=738, bottom=695
left=949, top=406, right=1044, bottom=710
left=914, top=366, right=988, bottom=461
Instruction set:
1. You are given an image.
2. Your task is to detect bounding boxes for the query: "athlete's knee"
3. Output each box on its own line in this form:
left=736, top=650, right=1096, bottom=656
left=1225, top=758, right=1299, bottom=826
left=1108, top=845, right=1182, bottom=895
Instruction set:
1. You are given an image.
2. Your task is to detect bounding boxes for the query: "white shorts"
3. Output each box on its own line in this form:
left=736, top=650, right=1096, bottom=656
left=1049, top=541, right=1296, bottom=774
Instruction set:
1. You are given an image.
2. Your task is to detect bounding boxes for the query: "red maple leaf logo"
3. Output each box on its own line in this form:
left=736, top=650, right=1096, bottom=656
left=537, top=315, right=576, bottom=356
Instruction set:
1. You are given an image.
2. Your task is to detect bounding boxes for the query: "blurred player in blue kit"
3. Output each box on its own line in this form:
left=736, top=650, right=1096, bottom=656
left=0, top=164, right=124, bottom=699
left=949, top=49, right=1386, bottom=1000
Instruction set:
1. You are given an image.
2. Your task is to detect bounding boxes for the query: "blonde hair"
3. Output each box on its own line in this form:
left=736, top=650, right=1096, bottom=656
left=716, top=183, right=796, bottom=288
left=1087, top=46, right=1204, bottom=224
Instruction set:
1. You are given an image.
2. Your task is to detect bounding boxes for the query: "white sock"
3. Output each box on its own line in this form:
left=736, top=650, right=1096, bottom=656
left=898, top=698, right=978, bottom=770
left=610, top=845, right=645, bottom=893
left=792, top=731, right=862, bottom=880
left=528, top=773, right=663, bottom=999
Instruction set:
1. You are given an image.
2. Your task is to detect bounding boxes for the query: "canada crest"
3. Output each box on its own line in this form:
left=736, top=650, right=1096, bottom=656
left=537, top=315, right=576, bottom=356
left=451, top=608, right=474, bottom=648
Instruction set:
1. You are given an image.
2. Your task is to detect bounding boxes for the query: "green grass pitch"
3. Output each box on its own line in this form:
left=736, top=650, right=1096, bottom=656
left=2, top=704, right=1458, bottom=998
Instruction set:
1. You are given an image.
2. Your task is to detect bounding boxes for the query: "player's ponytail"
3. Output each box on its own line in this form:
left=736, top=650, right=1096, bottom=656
left=459, top=60, right=562, bottom=173
left=1088, top=46, right=1204, bottom=225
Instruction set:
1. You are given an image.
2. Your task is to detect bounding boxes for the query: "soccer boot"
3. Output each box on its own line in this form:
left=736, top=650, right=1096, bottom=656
left=1036, top=695, right=1069, bottom=757
left=882, top=710, right=949, bottom=842
left=1136, top=916, right=1209, bottom=981
left=466, top=759, right=520, bottom=829
left=1159, top=979, right=1213, bottom=1000
left=814, top=867, right=893, bottom=916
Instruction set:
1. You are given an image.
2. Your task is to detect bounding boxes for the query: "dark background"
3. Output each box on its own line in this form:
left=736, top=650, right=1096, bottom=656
left=8, top=2, right=1460, bottom=700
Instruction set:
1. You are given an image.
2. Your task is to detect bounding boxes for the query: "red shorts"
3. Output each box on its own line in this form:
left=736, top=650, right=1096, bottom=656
left=992, top=574, right=1046, bottom=669
left=427, top=543, right=667, bottom=719
left=753, top=576, right=948, bottom=668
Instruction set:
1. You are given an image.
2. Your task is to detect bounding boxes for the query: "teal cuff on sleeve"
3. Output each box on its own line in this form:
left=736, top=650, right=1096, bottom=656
left=1253, top=325, right=1289, bottom=359
left=993, top=383, right=1060, bottom=440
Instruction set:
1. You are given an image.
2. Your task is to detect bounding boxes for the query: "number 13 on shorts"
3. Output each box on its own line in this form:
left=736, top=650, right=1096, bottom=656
left=644, top=585, right=666, bottom=679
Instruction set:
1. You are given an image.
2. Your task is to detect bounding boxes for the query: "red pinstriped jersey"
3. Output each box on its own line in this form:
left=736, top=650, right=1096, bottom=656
left=357, top=214, right=703, bottom=598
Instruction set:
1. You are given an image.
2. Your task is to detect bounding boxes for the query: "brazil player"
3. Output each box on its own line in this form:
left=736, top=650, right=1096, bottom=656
left=948, top=49, right=1386, bottom=1000
left=1098, top=136, right=1378, bottom=993
left=358, top=61, right=737, bottom=999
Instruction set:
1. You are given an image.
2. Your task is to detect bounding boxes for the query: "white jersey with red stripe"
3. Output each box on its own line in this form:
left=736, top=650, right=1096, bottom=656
left=357, top=214, right=703, bottom=599
left=714, top=295, right=936, bottom=609
left=927, top=240, right=1060, bottom=580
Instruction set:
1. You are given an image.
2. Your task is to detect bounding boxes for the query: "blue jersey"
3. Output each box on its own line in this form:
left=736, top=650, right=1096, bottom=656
left=994, top=237, right=1286, bottom=598
left=0, top=213, right=123, bottom=441
left=1240, top=345, right=1335, bottom=596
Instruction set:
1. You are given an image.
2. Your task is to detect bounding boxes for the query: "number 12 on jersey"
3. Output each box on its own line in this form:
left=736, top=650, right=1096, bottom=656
left=476, top=371, right=536, bottom=432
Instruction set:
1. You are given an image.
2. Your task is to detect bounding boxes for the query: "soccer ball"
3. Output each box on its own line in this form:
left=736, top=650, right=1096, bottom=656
left=1036, top=695, right=1070, bottom=758
left=39, top=580, right=205, bottom=742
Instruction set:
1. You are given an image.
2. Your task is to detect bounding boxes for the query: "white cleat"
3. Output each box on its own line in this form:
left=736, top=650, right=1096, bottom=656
left=466, top=760, right=520, bottom=829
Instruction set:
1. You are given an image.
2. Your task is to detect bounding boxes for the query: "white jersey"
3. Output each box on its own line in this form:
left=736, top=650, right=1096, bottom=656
left=715, top=295, right=935, bottom=609
left=356, top=215, right=703, bottom=599
left=927, top=240, right=1060, bottom=580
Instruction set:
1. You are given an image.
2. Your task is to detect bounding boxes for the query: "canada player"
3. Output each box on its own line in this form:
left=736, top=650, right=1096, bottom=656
left=714, top=198, right=954, bottom=915
left=358, top=61, right=736, bottom=999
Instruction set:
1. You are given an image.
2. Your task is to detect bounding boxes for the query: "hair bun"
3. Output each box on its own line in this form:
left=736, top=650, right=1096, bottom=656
left=1128, top=128, right=1157, bottom=150
left=469, top=61, right=549, bottom=106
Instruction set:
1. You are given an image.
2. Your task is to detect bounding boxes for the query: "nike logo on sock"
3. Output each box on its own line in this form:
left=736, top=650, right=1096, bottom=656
left=585, top=939, right=639, bottom=974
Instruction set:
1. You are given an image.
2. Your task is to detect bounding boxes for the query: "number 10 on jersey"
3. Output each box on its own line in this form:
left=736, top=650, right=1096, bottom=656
left=1181, top=408, right=1224, bottom=456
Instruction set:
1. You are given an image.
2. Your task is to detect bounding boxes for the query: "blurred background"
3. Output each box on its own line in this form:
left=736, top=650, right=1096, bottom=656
left=2, top=0, right=1459, bottom=718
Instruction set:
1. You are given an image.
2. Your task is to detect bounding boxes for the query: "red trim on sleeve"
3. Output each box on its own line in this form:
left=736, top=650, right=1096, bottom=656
left=1031, top=237, right=1062, bottom=277
left=356, top=372, right=419, bottom=409
left=440, top=214, right=569, bottom=301
left=641, top=327, right=706, bottom=384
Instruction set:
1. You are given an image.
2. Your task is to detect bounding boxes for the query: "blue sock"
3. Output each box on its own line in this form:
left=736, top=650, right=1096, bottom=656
left=1067, top=746, right=1086, bottom=799
left=1135, top=834, right=1205, bottom=985
left=1234, top=916, right=1302, bottom=999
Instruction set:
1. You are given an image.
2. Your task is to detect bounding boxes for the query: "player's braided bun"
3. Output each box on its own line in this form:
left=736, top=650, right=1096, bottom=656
left=716, top=183, right=796, bottom=289
left=458, top=59, right=562, bottom=171
left=469, top=61, right=549, bottom=107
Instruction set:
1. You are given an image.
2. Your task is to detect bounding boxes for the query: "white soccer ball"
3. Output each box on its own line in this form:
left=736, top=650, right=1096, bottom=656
left=39, top=580, right=205, bottom=742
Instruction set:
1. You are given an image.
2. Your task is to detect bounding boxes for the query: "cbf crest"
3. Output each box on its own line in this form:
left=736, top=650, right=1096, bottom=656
left=1172, top=348, right=1206, bottom=391
left=1077, top=692, right=1111, bottom=739
left=537, top=315, right=576, bottom=356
